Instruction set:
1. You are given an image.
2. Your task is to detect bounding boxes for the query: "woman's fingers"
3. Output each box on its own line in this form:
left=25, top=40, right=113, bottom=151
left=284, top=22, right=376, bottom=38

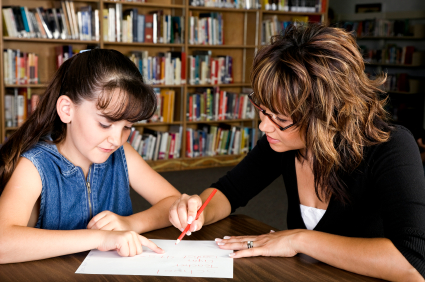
left=230, top=247, right=264, bottom=258
left=186, top=196, right=201, bottom=224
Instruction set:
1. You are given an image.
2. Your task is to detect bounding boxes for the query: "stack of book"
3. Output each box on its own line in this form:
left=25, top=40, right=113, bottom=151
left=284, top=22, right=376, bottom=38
left=189, top=51, right=233, bottom=85
left=262, top=15, right=321, bottom=44
left=3, top=49, right=39, bottom=85
left=5, top=88, right=39, bottom=127
left=2, top=2, right=99, bottom=40
left=186, top=124, right=257, bottom=158
left=263, top=0, right=323, bottom=12
left=361, top=44, right=416, bottom=65
left=187, top=88, right=255, bottom=121
left=128, top=126, right=183, bottom=161
left=337, top=19, right=413, bottom=38
left=189, top=12, right=224, bottom=45
left=128, top=51, right=186, bottom=85
left=104, top=4, right=184, bottom=44
left=190, top=0, right=261, bottom=9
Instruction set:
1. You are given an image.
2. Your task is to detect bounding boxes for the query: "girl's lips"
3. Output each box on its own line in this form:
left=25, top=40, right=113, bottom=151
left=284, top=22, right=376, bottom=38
left=98, top=147, right=113, bottom=153
left=266, top=135, right=280, bottom=144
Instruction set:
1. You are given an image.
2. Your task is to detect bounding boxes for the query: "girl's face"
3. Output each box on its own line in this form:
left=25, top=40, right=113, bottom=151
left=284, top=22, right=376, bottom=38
left=65, top=91, right=133, bottom=166
left=258, top=105, right=305, bottom=153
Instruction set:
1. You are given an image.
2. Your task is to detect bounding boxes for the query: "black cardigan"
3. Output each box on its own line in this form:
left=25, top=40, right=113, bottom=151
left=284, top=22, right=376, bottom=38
left=211, top=125, right=425, bottom=277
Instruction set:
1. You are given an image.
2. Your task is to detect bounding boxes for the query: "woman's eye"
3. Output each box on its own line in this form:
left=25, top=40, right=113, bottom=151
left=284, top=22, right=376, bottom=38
left=124, top=126, right=132, bottom=130
left=99, top=123, right=111, bottom=128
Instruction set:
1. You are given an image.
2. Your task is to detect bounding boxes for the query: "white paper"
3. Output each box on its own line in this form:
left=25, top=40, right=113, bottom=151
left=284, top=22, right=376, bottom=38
left=76, top=239, right=233, bottom=278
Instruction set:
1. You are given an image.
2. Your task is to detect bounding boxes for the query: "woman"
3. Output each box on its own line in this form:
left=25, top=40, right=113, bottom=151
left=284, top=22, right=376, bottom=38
left=169, top=24, right=425, bottom=280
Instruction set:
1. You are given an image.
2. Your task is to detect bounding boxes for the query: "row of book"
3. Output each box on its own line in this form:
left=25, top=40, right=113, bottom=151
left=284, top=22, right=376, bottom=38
left=3, top=49, right=39, bottom=85
left=337, top=19, right=413, bottom=38
left=187, top=89, right=255, bottom=121
left=261, top=16, right=320, bottom=44
left=104, top=4, right=184, bottom=44
left=3, top=2, right=99, bottom=41
left=5, top=88, right=39, bottom=127
left=149, top=88, right=175, bottom=123
left=128, top=51, right=186, bottom=85
left=263, top=0, right=323, bottom=12
left=189, top=51, right=233, bottom=85
left=382, top=73, right=411, bottom=93
left=190, top=0, right=261, bottom=9
left=361, top=45, right=416, bottom=65
left=128, top=126, right=182, bottom=161
left=189, top=12, right=224, bottom=45
left=186, top=125, right=258, bottom=158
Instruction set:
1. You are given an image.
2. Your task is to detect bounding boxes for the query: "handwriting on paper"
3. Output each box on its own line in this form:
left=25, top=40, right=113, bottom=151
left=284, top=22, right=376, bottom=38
left=76, top=240, right=233, bottom=278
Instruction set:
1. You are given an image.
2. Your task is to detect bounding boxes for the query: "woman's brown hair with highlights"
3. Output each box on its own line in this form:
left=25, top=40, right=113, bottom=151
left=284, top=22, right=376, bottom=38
left=251, top=23, right=391, bottom=204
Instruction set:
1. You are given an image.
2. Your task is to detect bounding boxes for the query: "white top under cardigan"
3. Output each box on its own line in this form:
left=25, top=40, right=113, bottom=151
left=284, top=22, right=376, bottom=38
left=300, top=204, right=326, bottom=230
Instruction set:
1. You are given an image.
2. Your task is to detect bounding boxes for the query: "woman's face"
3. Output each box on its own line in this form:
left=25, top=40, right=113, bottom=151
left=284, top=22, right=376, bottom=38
left=258, top=105, right=306, bottom=153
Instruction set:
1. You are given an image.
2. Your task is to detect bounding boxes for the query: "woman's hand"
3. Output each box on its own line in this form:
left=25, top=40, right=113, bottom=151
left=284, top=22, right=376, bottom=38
left=169, top=194, right=205, bottom=235
left=87, top=210, right=133, bottom=231
left=98, top=230, right=164, bottom=257
left=215, top=230, right=305, bottom=258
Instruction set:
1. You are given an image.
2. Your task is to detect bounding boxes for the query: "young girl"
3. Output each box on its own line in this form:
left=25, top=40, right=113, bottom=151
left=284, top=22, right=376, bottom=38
left=0, top=49, right=181, bottom=263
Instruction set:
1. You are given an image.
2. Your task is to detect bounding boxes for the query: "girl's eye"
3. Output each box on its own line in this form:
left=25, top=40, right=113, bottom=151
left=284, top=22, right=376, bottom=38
left=99, top=123, right=111, bottom=128
left=124, top=126, right=132, bottom=130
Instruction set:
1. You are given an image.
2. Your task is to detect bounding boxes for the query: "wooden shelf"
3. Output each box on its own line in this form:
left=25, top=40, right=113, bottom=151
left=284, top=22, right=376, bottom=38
left=5, top=84, right=48, bottom=88
left=148, top=85, right=185, bottom=88
left=187, top=119, right=254, bottom=124
left=357, top=36, right=425, bottom=40
left=103, top=42, right=184, bottom=47
left=0, top=0, right=327, bottom=172
left=146, top=154, right=247, bottom=172
left=3, top=37, right=99, bottom=44
left=365, top=63, right=424, bottom=68
left=386, top=91, right=422, bottom=95
left=187, top=83, right=251, bottom=87
left=189, top=44, right=256, bottom=49
left=262, top=10, right=323, bottom=16
left=103, top=1, right=184, bottom=9
left=133, top=122, right=182, bottom=127
left=189, top=6, right=259, bottom=13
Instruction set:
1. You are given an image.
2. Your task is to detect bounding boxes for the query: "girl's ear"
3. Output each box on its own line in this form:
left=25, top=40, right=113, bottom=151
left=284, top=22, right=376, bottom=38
left=56, top=95, right=74, bottom=123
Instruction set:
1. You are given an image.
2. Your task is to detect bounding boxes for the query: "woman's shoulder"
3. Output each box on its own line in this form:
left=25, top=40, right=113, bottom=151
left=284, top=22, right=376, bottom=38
left=364, top=124, right=420, bottom=167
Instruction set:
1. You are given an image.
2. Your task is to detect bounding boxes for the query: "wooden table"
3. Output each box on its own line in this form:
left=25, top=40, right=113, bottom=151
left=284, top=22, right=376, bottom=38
left=0, top=215, right=383, bottom=282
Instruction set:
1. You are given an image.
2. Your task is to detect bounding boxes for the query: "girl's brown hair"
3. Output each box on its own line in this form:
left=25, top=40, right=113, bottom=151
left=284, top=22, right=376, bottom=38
left=0, top=49, right=156, bottom=191
left=251, top=23, right=391, bottom=204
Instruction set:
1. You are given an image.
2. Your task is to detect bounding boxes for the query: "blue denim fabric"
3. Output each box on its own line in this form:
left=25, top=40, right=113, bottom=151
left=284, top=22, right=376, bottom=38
left=21, top=141, right=133, bottom=230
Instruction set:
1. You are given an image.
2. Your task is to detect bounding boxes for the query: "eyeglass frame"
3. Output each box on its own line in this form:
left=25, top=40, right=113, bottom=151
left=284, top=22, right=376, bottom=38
left=248, top=92, right=295, bottom=131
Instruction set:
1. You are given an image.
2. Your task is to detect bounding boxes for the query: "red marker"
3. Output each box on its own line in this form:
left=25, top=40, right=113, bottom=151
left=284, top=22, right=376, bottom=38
left=175, top=189, right=218, bottom=245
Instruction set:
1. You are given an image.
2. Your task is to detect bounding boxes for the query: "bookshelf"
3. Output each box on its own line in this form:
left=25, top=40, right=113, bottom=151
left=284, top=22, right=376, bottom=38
left=335, top=11, right=425, bottom=132
left=0, top=0, right=328, bottom=172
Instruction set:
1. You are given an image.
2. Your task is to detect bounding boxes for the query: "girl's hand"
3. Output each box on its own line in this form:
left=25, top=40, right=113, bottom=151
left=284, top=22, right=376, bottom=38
left=87, top=210, right=133, bottom=231
left=169, top=194, right=205, bottom=235
left=215, top=230, right=305, bottom=258
left=98, top=230, right=164, bottom=257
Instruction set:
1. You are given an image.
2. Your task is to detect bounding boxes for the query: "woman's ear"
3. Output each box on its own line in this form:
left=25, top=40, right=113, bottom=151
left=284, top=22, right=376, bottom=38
left=56, top=95, right=74, bottom=123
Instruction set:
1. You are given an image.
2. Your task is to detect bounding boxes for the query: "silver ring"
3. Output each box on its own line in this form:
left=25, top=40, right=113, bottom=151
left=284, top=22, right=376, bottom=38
left=247, top=241, right=254, bottom=249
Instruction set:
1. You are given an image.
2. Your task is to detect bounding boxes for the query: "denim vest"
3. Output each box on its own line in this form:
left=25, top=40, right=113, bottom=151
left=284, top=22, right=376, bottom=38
left=21, top=141, right=133, bottom=230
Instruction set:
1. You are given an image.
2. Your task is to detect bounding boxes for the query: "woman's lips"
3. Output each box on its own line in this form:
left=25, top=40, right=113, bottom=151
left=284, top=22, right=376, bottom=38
left=266, top=135, right=280, bottom=144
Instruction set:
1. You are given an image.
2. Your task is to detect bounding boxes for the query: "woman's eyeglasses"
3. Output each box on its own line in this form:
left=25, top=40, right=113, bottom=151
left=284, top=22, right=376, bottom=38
left=248, top=92, right=295, bottom=131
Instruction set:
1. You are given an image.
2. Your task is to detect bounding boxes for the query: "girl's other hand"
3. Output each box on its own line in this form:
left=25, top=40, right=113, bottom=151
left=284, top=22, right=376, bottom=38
left=215, top=230, right=305, bottom=258
left=87, top=210, right=132, bottom=231
left=169, top=194, right=204, bottom=235
left=98, top=231, right=164, bottom=257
